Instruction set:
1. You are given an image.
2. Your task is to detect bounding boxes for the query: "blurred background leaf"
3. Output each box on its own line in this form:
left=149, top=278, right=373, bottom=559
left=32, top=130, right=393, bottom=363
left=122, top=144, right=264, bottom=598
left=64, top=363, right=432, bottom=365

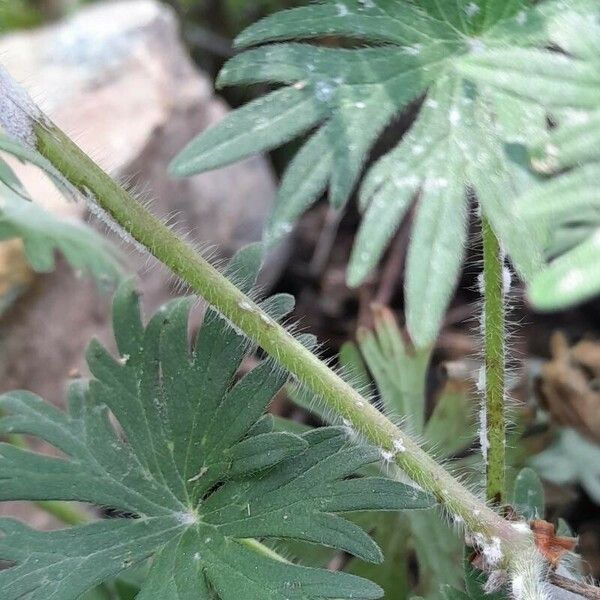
left=532, top=428, right=600, bottom=504
left=0, top=133, right=123, bottom=314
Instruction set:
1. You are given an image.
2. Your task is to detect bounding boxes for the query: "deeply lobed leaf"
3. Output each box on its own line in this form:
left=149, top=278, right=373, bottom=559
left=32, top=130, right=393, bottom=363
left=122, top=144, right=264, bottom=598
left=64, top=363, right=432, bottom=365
left=457, top=4, right=600, bottom=310
left=0, top=247, right=433, bottom=599
left=168, top=0, right=591, bottom=346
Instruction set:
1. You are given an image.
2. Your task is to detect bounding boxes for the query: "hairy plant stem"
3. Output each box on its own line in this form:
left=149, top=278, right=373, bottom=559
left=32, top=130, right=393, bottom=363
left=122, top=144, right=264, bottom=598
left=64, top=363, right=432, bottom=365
left=33, top=117, right=506, bottom=538
left=0, top=73, right=544, bottom=590
left=481, top=216, right=506, bottom=504
left=35, top=500, right=89, bottom=526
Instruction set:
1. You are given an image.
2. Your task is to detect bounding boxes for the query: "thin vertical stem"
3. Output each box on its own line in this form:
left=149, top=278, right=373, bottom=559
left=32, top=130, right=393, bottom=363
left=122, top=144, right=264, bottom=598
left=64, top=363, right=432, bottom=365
left=481, top=215, right=506, bottom=504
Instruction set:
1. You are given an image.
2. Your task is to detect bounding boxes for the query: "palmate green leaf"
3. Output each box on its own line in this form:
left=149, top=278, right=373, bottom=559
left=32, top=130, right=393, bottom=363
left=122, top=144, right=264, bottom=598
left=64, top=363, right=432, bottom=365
left=167, top=0, right=583, bottom=347
left=353, top=73, right=539, bottom=348
left=457, top=6, right=600, bottom=310
left=0, top=135, right=123, bottom=290
left=0, top=247, right=433, bottom=600
left=512, top=467, right=544, bottom=520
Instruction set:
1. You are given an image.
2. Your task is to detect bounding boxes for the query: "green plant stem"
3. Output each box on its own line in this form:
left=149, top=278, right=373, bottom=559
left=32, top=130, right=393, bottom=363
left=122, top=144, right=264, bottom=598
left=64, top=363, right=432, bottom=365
left=33, top=118, right=507, bottom=540
left=481, top=216, right=506, bottom=504
left=35, top=500, right=89, bottom=526
left=0, top=77, right=540, bottom=574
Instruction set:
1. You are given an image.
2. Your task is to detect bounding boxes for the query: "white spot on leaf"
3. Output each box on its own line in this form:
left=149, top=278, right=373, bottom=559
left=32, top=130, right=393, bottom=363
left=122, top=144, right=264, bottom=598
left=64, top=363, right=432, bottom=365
left=464, top=2, right=480, bottom=17
left=558, top=269, right=585, bottom=294
left=336, top=3, right=349, bottom=16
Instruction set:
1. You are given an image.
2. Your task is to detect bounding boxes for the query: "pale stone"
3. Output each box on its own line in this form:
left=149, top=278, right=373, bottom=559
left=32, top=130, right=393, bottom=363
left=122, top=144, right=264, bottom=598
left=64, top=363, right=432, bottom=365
left=0, top=0, right=285, bottom=298
left=0, top=0, right=286, bottom=403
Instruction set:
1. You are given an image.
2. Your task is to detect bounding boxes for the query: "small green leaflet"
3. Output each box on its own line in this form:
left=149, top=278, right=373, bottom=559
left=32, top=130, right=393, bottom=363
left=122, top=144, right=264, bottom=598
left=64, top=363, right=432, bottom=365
left=355, top=306, right=432, bottom=432
left=458, top=5, right=600, bottom=310
left=512, top=467, right=544, bottom=521
left=167, top=0, right=591, bottom=347
left=0, top=247, right=433, bottom=599
left=0, top=134, right=123, bottom=289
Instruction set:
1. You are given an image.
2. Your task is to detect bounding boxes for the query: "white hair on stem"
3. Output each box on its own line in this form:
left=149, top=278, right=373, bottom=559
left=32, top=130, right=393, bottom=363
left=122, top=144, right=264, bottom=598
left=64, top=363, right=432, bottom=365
left=84, top=192, right=149, bottom=255
left=0, top=65, right=42, bottom=148
left=509, top=548, right=551, bottom=600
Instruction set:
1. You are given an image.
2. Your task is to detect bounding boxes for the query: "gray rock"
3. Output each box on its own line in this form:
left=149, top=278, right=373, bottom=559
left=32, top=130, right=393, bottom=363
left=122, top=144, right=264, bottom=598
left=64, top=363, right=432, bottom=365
left=1, top=0, right=284, bottom=295
left=0, top=0, right=287, bottom=407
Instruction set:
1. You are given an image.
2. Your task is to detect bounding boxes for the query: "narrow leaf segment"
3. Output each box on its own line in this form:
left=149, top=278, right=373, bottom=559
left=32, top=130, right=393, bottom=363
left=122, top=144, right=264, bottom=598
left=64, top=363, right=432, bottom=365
left=164, top=0, right=595, bottom=346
